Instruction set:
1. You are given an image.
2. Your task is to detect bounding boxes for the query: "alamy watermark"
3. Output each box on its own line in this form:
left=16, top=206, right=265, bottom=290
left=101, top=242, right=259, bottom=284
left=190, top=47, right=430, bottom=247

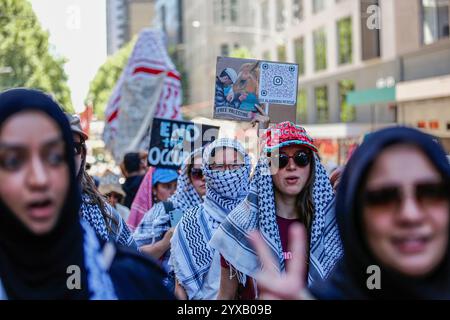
left=366, top=265, right=381, bottom=290
left=66, top=265, right=81, bottom=290
left=366, top=5, right=381, bottom=30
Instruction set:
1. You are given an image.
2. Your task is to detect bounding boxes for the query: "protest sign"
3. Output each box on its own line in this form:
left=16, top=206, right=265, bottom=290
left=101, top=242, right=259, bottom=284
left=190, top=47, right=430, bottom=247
left=213, top=56, right=298, bottom=122
left=148, top=118, right=219, bottom=170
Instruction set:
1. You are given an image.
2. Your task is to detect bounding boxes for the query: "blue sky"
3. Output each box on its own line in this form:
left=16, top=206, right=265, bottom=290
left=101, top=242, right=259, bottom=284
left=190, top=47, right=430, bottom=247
left=29, top=0, right=107, bottom=112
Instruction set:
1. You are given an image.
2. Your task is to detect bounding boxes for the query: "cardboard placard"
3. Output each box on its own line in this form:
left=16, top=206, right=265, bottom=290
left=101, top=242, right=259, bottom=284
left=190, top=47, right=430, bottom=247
left=213, top=56, right=299, bottom=122
left=148, top=118, right=219, bottom=169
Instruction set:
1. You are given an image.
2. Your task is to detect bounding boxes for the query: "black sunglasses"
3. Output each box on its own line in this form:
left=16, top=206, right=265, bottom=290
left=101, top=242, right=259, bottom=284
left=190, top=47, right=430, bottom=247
left=363, top=182, right=449, bottom=210
left=190, top=168, right=204, bottom=180
left=270, top=151, right=311, bottom=169
left=74, top=142, right=85, bottom=156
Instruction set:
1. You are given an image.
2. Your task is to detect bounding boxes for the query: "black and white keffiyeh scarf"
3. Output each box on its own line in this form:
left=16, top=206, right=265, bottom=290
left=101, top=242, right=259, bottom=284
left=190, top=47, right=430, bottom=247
left=170, top=138, right=251, bottom=299
left=209, top=155, right=343, bottom=286
left=133, top=148, right=204, bottom=246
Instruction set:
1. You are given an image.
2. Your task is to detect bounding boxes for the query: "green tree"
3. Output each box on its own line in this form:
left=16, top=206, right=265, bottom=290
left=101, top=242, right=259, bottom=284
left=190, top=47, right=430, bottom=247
left=0, top=0, right=73, bottom=112
left=86, top=38, right=136, bottom=119
left=339, top=79, right=356, bottom=122
left=229, top=47, right=254, bottom=59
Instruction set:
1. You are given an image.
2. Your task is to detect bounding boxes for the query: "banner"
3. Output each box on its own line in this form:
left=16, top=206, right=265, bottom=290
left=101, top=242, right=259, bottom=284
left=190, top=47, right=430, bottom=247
left=103, top=28, right=183, bottom=163
left=148, top=118, right=219, bottom=170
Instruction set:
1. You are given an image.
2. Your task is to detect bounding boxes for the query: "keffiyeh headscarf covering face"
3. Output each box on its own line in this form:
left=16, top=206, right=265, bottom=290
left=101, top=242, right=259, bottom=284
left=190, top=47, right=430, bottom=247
left=0, top=88, right=116, bottom=300
left=210, top=122, right=343, bottom=286
left=170, top=139, right=251, bottom=299
left=202, top=138, right=251, bottom=215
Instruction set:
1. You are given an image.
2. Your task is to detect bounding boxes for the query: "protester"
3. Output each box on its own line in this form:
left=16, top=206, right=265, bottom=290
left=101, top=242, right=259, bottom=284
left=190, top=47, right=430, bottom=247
left=122, top=152, right=147, bottom=208
left=134, top=148, right=205, bottom=292
left=210, top=121, right=342, bottom=300
left=251, top=126, right=450, bottom=299
left=127, top=167, right=178, bottom=231
left=66, top=113, right=135, bottom=248
left=98, top=174, right=130, bottom=222
left=0, top=88, right=173, bottom=300
left=170, top=139, right=251, bottom=300
left=151, top=168, right=178, bottom=204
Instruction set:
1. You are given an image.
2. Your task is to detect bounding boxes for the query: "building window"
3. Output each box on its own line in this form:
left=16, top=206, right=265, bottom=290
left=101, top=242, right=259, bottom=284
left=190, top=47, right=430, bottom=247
left=293, top=0, right=304, bottom=24
left=296, top=89, right=307, bottom=124
left=277, top=45, right=287, bottom=61
left=337, top=17, right=353, bottom=65
left=294, top=37, right=305, bottom=75
left=338, top=80, right=356, bottom=122
left=313, top=0, right=325, bottom=14
left=422, top=0, right=450, bottom=45
left=315, top=86, right=329, bottom=123
left=221, top=44, right=229, bottom=56
left=261, top=0, right=270, bottom=30
left=230, top=0, right=238, bottom=23
left=313, top=28, right=327, bottom=71
left=276, top=0, right=286, bottom=31
left=360, top=0, right=380, bottom=60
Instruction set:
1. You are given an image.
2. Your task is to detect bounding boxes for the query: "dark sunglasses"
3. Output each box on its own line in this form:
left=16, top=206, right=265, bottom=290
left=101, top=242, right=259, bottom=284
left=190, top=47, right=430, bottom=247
left=363, top=182, right=449, bottom=210
left=270, top=151, right=311, bottom=169
left=190, top=168, right=204, bottom=180
left=74, top=142, right=85, bottom=156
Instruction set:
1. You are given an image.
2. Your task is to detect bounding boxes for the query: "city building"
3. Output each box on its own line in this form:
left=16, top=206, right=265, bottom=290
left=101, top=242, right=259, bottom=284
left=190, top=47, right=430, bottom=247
left=251, top=0, right=450, bottom=164
left=106, top=0, right=155, bottom=55
left=181, top=0, right=258, bottom=106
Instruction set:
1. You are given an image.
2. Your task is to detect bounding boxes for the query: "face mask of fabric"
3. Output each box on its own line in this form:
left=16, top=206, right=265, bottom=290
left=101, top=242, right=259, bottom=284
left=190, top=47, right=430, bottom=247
left=205, top=166, right=249, bottom=200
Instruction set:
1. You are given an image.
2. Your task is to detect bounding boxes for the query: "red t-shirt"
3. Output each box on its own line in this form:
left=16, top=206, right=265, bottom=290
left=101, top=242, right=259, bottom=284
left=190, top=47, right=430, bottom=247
left=220, top=215, right=302, bottom=300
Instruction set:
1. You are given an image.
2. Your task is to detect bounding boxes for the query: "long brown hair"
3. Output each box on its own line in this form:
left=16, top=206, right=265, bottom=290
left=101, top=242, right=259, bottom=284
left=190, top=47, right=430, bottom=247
left=77, top=139, right=119, bottom=234
left=295, top=154, right=316, bottom=233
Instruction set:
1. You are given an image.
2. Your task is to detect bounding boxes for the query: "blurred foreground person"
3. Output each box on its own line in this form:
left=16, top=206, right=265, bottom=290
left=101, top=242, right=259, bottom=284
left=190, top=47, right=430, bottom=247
left=252, top=126, right=450, bottom=299
left=0, top=88, right=173, bottom=300
left=66, top=113, right=135, bottom=248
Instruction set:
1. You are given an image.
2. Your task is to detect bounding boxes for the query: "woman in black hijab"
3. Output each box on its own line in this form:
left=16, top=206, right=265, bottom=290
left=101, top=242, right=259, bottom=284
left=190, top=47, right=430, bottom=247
left=0, top=88, right=172, bottom=300
left=251, top=126, right=450, bottom=299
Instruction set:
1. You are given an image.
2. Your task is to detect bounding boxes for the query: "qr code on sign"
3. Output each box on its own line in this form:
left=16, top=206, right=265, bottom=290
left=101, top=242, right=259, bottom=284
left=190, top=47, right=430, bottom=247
left=258, top=62, right=299, bottom=105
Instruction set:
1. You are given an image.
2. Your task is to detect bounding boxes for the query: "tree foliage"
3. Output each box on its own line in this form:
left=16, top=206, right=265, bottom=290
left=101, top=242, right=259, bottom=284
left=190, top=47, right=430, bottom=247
left=0, top=0, right=73, bottom=112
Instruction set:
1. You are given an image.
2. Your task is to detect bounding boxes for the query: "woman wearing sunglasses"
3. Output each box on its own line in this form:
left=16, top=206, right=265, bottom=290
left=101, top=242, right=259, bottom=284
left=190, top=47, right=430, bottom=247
left=66, top=113, right=136, bottom=249
left=210, top=121, right=342, bottom=300
left=252, top=126, right=450, bottom=299
left=170, top=139, right=251, bottom=300
left=133, top=148, right=206, bottom=291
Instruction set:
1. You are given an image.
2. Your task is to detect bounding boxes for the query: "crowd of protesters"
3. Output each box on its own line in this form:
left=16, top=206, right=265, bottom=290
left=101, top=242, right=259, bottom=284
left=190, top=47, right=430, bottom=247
left=0, top=87, right=449, bottom=300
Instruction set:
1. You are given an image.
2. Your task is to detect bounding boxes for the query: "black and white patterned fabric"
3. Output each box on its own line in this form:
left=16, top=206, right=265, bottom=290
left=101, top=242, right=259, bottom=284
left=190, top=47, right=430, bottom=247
left=80, top=193, right=135, bottom=248
left=170, top=138, right=251, bottom=299
left=209, top=155, right=343, bottom=286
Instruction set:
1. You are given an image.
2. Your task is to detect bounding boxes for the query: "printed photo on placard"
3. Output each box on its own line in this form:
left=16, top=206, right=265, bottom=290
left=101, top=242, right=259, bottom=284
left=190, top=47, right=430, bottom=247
left=213, top=56, right=299, bottom=122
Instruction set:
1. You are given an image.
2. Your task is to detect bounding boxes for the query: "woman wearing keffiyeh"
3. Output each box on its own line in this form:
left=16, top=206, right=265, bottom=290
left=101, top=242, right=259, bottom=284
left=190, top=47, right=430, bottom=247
left=209, top=121, right=343, bottom=300
left=170, top=138, right=251, bottom=300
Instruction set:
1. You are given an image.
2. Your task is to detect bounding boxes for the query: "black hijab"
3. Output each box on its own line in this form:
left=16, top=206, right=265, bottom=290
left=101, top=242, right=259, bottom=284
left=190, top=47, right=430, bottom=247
left=311, top=126, right=450, bottom=299
left=0, top=88, right=88, bottom=299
